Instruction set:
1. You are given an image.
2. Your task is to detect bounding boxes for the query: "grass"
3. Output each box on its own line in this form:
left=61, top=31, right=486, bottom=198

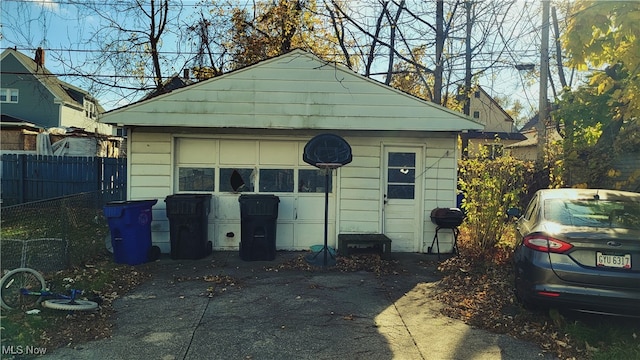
left=45, top=260, right=121, bottom=294
left=1, top=312, right=49, bottom=350
left=563, top=316, right=640, bottom=360
left=0, top=259, right=122, bottom=358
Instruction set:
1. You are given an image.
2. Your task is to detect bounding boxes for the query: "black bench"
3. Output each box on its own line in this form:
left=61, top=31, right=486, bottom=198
left=338, top=234, right=392, bottom=258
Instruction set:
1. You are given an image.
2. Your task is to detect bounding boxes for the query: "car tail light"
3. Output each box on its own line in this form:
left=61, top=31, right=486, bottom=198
left=523, top=233, right=573, bottom=253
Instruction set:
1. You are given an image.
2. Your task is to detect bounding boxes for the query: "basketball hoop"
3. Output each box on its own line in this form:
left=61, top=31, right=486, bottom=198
left=315, top=163, right=342, bottom=169
left=303, top=134, right=352, bottom=267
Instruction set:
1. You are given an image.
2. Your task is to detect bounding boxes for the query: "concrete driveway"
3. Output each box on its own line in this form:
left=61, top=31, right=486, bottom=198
left=42, top=251, right=557, bottom=360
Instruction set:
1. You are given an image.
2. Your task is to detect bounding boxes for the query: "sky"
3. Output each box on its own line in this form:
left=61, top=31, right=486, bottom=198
left=2, top=0, right=549, bottom=123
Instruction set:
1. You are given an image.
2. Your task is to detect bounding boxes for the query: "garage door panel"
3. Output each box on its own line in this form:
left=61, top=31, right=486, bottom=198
left=276, top=223, right=294, bottom=248
left=259, top=142, right=298, bottom=165
left=296, top=196, right=335, bottom=220
left=176, top=138, right=216, bottom=164
left=214, top=223, right=241, bottom=250
left=220, top=140, right=256, bottom=165
left=294, top=223, right=335, bottom=249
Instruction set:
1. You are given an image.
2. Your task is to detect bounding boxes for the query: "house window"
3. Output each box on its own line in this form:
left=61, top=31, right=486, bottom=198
left=0, top=88, right=19, bottom=103
left=220, top=168, right=254, bottom=192
left=259, top=169, right=294, bottom=192
left=85, top=101, right=96, bottom=119
left=473, top=111, right=480, bottom=118
left=116, top=127, right=127, bottom=137
left=299, top=169, right=332, bottom=193
left=474, top=91, right=480, bottom=98
left=178, top=167, right=215, bottom=191
left=483, top=144, right=504, bottom=159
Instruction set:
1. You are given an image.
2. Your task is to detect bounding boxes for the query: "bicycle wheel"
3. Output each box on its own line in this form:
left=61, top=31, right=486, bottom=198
left=0, top=268, right=46, bottom=311
left=42, top=299, right=98, bottom=311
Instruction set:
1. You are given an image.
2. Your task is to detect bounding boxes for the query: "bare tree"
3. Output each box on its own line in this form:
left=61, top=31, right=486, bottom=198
left=3, top=0, right=542, bottom=114
left=77, top=0, right=178, bottom=87
left=321, top=0, right=530, bottom=107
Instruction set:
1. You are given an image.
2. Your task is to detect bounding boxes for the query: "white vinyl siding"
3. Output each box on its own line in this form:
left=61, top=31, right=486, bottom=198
left=422, top=138, right=459, bottom=252
left=338, top=140, right=381, bottom=234
left=129, top=131, right=460, bottom=253
left=127, top=131, right=173, bottom=252
left=112, top=51, right=475, bottom=254
left=103, top=51, right=483, bottom=133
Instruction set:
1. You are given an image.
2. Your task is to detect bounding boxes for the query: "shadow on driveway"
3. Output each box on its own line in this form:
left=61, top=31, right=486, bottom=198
left=42, top=251, right=557, bottom=360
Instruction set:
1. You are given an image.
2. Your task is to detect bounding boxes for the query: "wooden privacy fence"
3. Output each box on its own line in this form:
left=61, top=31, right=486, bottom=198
left=0, top=154, right=126, bottom=206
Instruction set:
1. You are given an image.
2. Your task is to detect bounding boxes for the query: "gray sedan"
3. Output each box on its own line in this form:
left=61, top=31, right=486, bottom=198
left=507, top=188, right=640, bottom=316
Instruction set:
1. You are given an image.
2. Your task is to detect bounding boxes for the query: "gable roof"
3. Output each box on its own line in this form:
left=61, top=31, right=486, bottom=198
left=1, top=48, right=104, bottom=112
left=519, top=114, right=539, bottom=132
left=101, top=49, right=483, bottom=132
left=473, top=85, right=516, bottom=124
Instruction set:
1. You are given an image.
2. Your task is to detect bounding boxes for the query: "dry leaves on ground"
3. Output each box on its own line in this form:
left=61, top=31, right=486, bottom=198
left=37, top=258, right=152, bottom=349
left=264, top=252, right=402, bottom=275
left=433, top=253, right=587, bottom=360
left=23, top=250, right=591, bottom=360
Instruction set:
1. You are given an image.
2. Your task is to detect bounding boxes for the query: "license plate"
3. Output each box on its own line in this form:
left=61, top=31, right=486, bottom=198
left=596, top=252, right=631, bottom=269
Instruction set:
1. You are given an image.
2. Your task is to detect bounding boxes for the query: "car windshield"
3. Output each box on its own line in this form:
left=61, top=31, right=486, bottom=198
left=544, top=198, right=640, bottom=229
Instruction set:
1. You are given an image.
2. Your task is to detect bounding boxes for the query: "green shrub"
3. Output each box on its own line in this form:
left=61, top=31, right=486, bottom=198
left=458, top=153, right=535, bottom=254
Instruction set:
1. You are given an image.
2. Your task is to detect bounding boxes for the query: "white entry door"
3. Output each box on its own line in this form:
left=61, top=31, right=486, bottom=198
left=383, top=147, right=422, bottom=252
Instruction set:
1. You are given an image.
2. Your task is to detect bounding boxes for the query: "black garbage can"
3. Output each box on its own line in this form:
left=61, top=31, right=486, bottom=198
left=165, top=194, right=212, bottom=260
left=238, top=194, right=279, bottom=261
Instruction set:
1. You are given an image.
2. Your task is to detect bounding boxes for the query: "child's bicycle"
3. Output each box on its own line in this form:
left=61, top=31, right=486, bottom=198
left=0, top=267, right=99, bottom=311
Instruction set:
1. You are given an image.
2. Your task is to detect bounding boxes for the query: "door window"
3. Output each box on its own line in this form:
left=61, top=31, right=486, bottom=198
left=387, top=152, right=415, bottom=199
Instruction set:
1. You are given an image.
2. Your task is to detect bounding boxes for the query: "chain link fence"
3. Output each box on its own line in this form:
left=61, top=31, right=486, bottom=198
left=1, top=191, right=122, bottom=274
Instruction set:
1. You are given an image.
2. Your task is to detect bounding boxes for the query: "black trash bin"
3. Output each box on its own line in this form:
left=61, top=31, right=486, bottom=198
left=165, top=194, right=212, bottom=260
left=238, top=194, right=279, bottom=261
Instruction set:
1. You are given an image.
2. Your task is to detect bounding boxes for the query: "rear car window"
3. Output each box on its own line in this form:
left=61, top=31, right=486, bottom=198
left=544, top=198, right=640, bottom=230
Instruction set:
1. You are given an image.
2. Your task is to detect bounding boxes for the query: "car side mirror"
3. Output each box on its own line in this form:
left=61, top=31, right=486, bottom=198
left=506, top=208, right=521, bottom=218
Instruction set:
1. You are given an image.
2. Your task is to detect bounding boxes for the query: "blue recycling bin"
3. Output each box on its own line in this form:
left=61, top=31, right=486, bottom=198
left=103, top=199, right=158, bottom=265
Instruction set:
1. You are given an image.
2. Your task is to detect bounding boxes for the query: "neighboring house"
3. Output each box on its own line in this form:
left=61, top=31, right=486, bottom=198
left=100, top=49, right=483, bottom=254
left=506, top=114, right=562, bottom=161
left=461, top=86, right=526, bottom=158
left=1, top=47, right=113, bottom=136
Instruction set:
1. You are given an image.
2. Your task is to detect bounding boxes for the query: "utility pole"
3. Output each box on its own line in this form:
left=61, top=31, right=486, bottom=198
left=462, top=0, right=473, bottom=159
left=537, top=0, right=550, bottom=163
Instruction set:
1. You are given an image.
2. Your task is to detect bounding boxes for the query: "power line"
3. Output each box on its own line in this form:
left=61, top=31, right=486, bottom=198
left=3, top=0, right=250, bottom=8
left=9, top=46, right=541, bottom=60
left=1, top=70, right=157, bottom=80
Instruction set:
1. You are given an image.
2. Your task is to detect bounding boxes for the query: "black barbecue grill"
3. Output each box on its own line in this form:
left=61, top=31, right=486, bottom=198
left=428, top=207, right=464, bottom=258
left=430, top=207, right=464, bottom=228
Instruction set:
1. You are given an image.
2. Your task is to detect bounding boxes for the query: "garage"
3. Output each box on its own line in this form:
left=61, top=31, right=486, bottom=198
left=101, top=49, right=482, bottom=254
